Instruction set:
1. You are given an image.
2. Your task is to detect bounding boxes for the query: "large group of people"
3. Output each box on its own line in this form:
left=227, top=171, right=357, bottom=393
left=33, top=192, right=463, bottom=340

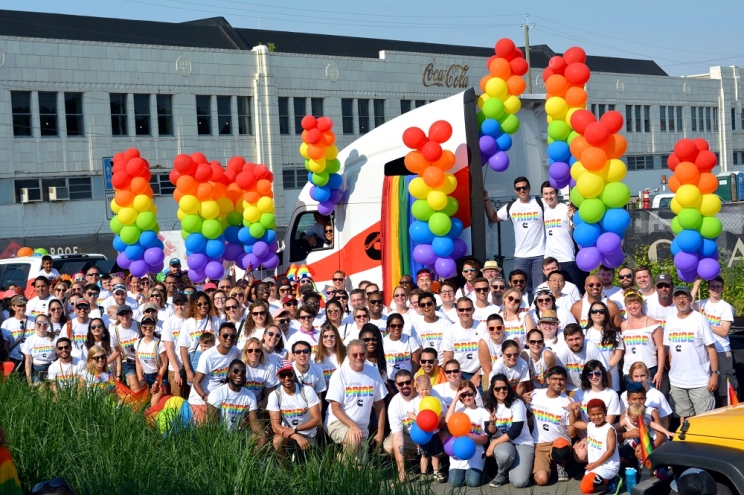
left=0, top=178, right=738, bottom=493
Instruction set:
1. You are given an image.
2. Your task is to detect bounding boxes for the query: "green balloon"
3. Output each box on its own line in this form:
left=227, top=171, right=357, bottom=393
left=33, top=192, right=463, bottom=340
left=441, top=197, right=459, bottom=217
left=570, top=187, right=585, bottom=207
left=120, top=225, right=141, bottom=245
left=249, top=222, right=266, bottom=239
left=181, top=229, right=189, bottom=241
left=699, top=216, right=722, bottom=239
left=326, top=159, right=341, bottom=174
left=547, top=136, right=554, bottom=145
left=428, top=212, right=452, bottom=237
left=677, top=208, right=703, bottom=230
left=153, top=222, right=160, bottom=234
left=226, top=211, right=243, bottom=227
left=34, top=248, right=49, bottom=255
left=476, top=111, right=486, bottom=127
left=600, top=182, right=630, bottom=209
left=155, top=272, right=165, bottom=282
left=670, top=217, right=683, bottom=235
left=501, top=114, right=520, bottom=134
left=259, top=213, right=276, bottom=230
left=548, top=120, right=571, bottom=141
left=136, top=212, right=156, bottom=231
left=304, top=159, right=312, bottom=172
left=110, top=216, right=123, bottom=234
left=482, top=99, right=505, bottom=120
left=312, top=171, right=329, bottom=187
left=579, top=198, right=606, bottom=224
left=412, top=200, right=435, bottom=221
left=201, top=219, right=222, bottom=239
left=182, top=214, right=202, bottom=234
left=567, top=131, right=579, bottom=144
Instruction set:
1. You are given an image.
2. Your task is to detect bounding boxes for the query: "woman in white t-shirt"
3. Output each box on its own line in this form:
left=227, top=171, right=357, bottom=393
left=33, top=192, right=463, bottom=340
left=78, top=344, right=115, bottom=395
left=478, top=314, right=506, bottom=380
left=439, top=280, right=458, bottom=324
left=445, top=381, right=490, bottom=487
left=241, top=301, right=273, bottom=346
left=483, top=374, right=535, bottom=488
left=47, top=298, right=67, bottom=337
left=22, top=314, right=57, bottom=385
left=499, top=289, right=534, bottom=346
left=522, top=328, right=556, bottom=390
left=584, top=301, right=625, bottom=391
left=146, top=288, right=172, bottom=323
left=489, top=339, right=531, bottom=398
left=572, top=360, right=621, bottom=463
left=135, top=315, right=167, bottom=406
left=314, top=323, right=345, bottom=389
left=261, top=324, right=287, bottom=370
left=359, top=324, right=388, bottom=382
left=323, top=299, right=345, bottom=335
left=242, top=337, right=278, bottom=407
left=620, top=290, right=663, bottom=390
left=178, top=292, right=221, bottom=385
left=211, top=290, right=228, bottom=321
left=382, top=313, right=421, bottom=385
left=388, top=286, right=410, bottom=316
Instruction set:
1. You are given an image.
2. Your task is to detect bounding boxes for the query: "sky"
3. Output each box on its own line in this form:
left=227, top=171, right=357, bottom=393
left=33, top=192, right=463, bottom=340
left=4, top=0, right=744, bottom=76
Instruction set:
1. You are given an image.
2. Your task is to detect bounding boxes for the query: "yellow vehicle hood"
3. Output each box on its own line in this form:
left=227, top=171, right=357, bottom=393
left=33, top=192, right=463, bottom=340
left=677, top=403, right=744, bottom=441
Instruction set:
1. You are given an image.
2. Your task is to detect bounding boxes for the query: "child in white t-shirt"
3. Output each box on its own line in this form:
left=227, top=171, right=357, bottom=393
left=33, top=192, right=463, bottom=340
left=407, top=375, right=446, bottom=483
left=569, top=398, right=621, bottom=494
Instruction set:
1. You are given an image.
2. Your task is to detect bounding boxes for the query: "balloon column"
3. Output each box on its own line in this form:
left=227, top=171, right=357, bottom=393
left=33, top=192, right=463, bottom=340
left=299, top=116, right=343, bottom=216
left=666, top=138, right=721, bottom=281
left=109, top=148, right=165, bottom=277
left=402, top=120, right=466, bottom=279
left=236, top=158, right=280, bottom=271
left=409, top=396, right=442, bottom=446
left=477, top=38, right=529, bottom=172
left=542, top=47, right=593, bottom=189
left=445, top=411, right=476, bottom=460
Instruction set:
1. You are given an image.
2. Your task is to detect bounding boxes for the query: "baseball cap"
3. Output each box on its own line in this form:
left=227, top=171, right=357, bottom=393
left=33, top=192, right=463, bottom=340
left=271, top=308, right=289, bottom=319
left=113, top=284, right=126, bottom=293
left=483, top=260, right=500, bottom=270
left=281, top=295, right=297, bottom=304
left=203, top=282, right=217, bottom=291
left=299, top=284, right=314, bottom=294
left=11, top=295, right=27, bottom=306
left=116, top=304, right=133, bottom=315
left=172, top=293, right=188, bottom=304
left=277, top=277, right=291, bottom=288
left=276, top=360, right=294, bottom=376
left=75, top=299, right=90, bottom=308
left=654, top=273, right=672, bottom=286
left=169, top=258, right=181, bottom=266
left=262, top=277, right=276, bottom=284
left=538, top=309, right=559, bottom=323
left=673, top=285, right=691, bottom=297
left=141, top=315, right=157, bottom=326
left=552, top=438, right=570, bottom=449
left=670, top=468, right=716, bottom=495
left=141, top=302, right=159, bottom=313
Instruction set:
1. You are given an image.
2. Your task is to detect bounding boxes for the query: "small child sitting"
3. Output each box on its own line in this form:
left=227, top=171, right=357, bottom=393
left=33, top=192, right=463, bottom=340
left=616, top=383, right=674, bottom=467
left=407, top=375, right=446, bottom=483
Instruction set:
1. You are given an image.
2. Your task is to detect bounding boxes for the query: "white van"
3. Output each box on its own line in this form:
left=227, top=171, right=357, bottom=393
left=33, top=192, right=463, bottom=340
left=0, top=253, right=108, bottom=298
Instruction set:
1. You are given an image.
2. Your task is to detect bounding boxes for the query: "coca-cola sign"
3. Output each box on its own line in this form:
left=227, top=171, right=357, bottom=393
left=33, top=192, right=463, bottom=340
left=422, top=63, right=470, bottom=88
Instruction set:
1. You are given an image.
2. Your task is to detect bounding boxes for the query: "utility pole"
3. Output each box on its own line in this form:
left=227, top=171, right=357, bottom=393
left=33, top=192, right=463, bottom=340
left=521, top=14, right=536, bottom=94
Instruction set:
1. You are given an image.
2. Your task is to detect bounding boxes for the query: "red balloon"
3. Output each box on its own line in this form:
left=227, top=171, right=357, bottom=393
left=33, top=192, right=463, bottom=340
left=542, top=67, right=554, bottom=82
left=112, top=162, right=125, bottom=174
left=695, top=150, right=717, bottom=171
left=124, top=148, right=140, bottom=161
left=584, top=122, right=611, bottom=147
left=693, top=138, right=709, bottom=151
left=223, top=170, right=237, bottom=183
left=421, top=141, right=443, bottom=163
left=113, top=152, right=126, bottom=164
left=125, top=158, right=146, bottom=177
left=141, top=168, right=151, bottom=182
left=512, top=48, right=524, bottom=59
left=570, top=109, right=597, bottom=135
left=563, top=46, right=587, bottom=65
left=210, top=162, right=224, bottom=182
left=509, top=57, right=529, bottom=77
left=174, top=154, right=194, bottom=173
left=227, top=156, right=245, bottom=172
left=169, top=169, right=181, bottom=186
left=194, top=163, right=212, bottom=183
left=429, top=120, right=453, bottom=143
left=674, top=138, right=698, bottom=161
left=599, top=111, right=624, bottom=134
left=548, top=56, right=566, bottom=75
left=301, top=115, right=317, bottom=131
left=486, top=54, right=498, bottom=70
left=564, top=63, right=590, bottom=85
left=667, top=154, right=680, bottom=171
left=317, top=117, right=333, bottom=132
left=236, top=171, right=256, bottom=190
left=191, top=152, right=207, bottom=164
left=403, top=127, right=428, bottom=150
left=243, top=162, right=256, bottom=174
left=306, top=128, right=323, bottom=145
left=266, top=171, right=274, bottom=183
left=416, top=410, right=439, bottom=433
left=254, top=164, right=269, bottom=180
left=495, top=38, right=516, bottom=58
left=111, top=171, right=130, bottom=190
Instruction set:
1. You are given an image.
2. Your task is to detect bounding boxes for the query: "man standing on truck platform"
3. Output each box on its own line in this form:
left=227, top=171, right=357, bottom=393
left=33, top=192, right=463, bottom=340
left=484, top=177, right=546, bottom=299
left=540, top=182, right=584, bottom=288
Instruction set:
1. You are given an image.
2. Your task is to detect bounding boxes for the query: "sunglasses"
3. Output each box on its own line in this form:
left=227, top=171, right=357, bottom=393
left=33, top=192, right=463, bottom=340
left=322, top=334, right=336, bottom=339
left=245, top=348, right=261, bottom=354
left=225, top=305, right=239, bottom=311
left=586, top=283, right=601, bottom=288
left=231, top=368, right=246, bottom=375
left=36, top=321, right=50, bottom=327
left=57, top=345, right=71, bottom=351
left=86, top=272, right=100, bottom=276
left=93, top=355, right=106, bottom=361
left=284, top=301, right=298, bottom=306
left=338, top=295, right=348, bottom=300
left=619, top=273, right=633, bottom=280
left=32, top=478, right=75, bottom=495
left=86, top=292, right=99, bottom=296
left=332, top=278, right=344, bottom=282
left=528, top=339, right=544, bottom=346
left=536, top=298, right=552, bottom=304
left=505, top=296, right=519, bottom=303
left=474, top=287, right=489, bottom=293
left=50, top=306, right=64, bottom=311
left=586, top=370, right=603, bottom=378
left=362, top=337, right=377, bottom=343
left=265, top=331, right=279, bottom=338
left=325, top=229, right=333, bottom=233
left=350, top=352, right=365, bottom=359
left=440, top=290, right=454, bottom=295
left=462, top=268, right=476, bottom=273
left=150, top=294, right=162, bottom=298
left=396, top=379, right=412, bottom=387
left=196, top=302, right=210, bottom=307
left=54, top=288, right=65, bottom=292
left=90, top=324, right=104, bottom=330
left=354, top=314, right=369, bottom=319
left=511, top=279, right=525, bottom=285
left=590, top=308, right=607, bottom=314
left=514, top=186, right=529, bottom=192
left=298, top=315, right=314, bottom=320
left=418, top=301, right=434, bottom=308
left=491, top=285, right=505, bottom=290
left=394, top=293, right=407, bottom=298
left=278, top=372, right=295, bottom=379
left=293, top=349, right=311, bottom=355
left=460, top=392, right=475, bottom=398
left=457, top=307, right=473, bottom=312
left=252, top=311, right=267, bottom=316
left=142, top=325, right=156, bottom=331
left=388, top=323, right=403, bottom=330
left=277, top=318, right=290, bottom=324
left=488, top=325, right=504, bottom=331
left=492, top=386, right=508, bottom=393
left=444, top=369, right=460, bottom=374
left=279, top=287, right=292, bottom=293
left=368, top=299, right=383, bottom=305
left=221, top=333, right=237, bottom=340
left=420, top=359, right=435, bottom=364
left=299, top=279, right=312, bottom=285
left=503, top=352, right=519, bottom=359
left=327, top=308, right=340, bottom=313
left=399, top=280, right=413, bottom=285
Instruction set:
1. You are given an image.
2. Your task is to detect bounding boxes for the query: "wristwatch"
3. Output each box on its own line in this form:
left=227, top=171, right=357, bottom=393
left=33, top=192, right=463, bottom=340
left=712, top=370, right=720, bottom=375
left=292, top=426, right=298, bottom=435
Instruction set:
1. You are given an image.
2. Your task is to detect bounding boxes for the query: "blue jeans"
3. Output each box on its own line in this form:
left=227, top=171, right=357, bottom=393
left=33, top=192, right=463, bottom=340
left=449, top=468, right=482, bottom=487
left=560, top=261, right=586, bottom=290
left=513, top=256, right=544, bottom=302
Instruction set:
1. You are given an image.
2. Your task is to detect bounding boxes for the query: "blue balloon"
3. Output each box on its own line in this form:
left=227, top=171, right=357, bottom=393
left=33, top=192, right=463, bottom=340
left=495, top=132, right=512, bottom=152
left=677, top=229, right=703, bottom=253
left=700, top=238, right=718, bottom=258
left=139, top=230, right=159, bottom=249
left=548, top=141, right=571, bottom=162
left=259, top=230, right=277, bottom=244
left=432, top=236, right=455, bottom=257
left=573, top=212, right=584, bottom=225
left=205, top=239, right=226, bottom=258
left=447, top=217, right=464, bottom=239
left=670, top=237, right=680, bottom=256
left=238, top=227, right=254, bottom=245
left=328, top=173, right=343, bottom=190
left=112, top=235, right=127, bottom=252
left=224, top=226, right=241, bottom=244
left=600, top=208, right=631, bottom=235
left=480, top=118, right=501, bottom=137
left=313, top=185, right=331, bottom=203
left=452, top=436, right=476, bottom=460
left=573, top=222, right=601, bottom=248
left=410, top=221, right=435, bottom=244
left=569, top=156, right=578, bottom=165
left=124, top=244, right=144, bottom=261
left=184, top=233, right=207, bottom=253
left=409, top=424, right=433, bottom=445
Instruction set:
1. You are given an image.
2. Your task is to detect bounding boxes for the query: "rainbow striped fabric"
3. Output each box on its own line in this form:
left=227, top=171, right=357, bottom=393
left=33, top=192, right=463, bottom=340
left=638, top=418, right=654, bottom=468
left=729, top=378, right=739, bottom=406
left=0, top=447, right=22, bottom=495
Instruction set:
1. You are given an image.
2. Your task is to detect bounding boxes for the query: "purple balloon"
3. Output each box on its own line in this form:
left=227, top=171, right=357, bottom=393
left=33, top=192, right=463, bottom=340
left=576, top=247, right=602, bottom=272
left=413, top=244, right=438, bottom=265
left=569, top=178, right=577, bottom=188
left=674, top=251, right=699, bottom=272
left=223, top=243, right=243, bottom=262
left=329, top=188, right=344, bottom=204
left=148, top=261, right=165, bottom=274
left=601, top=249, right=625, bottom=269
left=129, top=259, right=148, bottom=278
left=443, top=435, right=458, bottom=460
left=116, top=252, right=132, bottom=269
left=677, top=267, right=697, bottom=283
left=262, top=253, right=280, bottom=270
left=243, top=253, right=262, bottom=271
left=549, top=177, right=570, bottom=189
left=434, top=256, right=457, bottom=278
left=188, top=268, right=206, bottom=283
left=697, top=257, right=721, bottom=280
left=143, top=247, right=164, bottom=266
left=252, top=241, right=269, bottom=259
left=268, top=240, right=279, bottom=253
left=451, top=238, right=468, bottom=259
left=549, top=162, right=571, bottom=181
left=188, top=253, right=208, bottom=271
left=488, top=151, right=510, bottom=172
left=318, top=201, right=334, bottom=216
left=479, top=135, right=497, bottom=156
left=204, top=261, right=224, bottom=280
left=596, top=232, right=622, bottom=256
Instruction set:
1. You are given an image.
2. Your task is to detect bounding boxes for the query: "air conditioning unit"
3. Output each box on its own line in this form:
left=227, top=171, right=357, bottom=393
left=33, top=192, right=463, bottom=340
left=20, top=187, right=42, bottom=203
left=49, top=186, right=70, bottom=201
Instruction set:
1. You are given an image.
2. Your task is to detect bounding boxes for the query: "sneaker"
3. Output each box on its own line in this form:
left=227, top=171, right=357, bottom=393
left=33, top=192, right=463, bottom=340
left=556, top=464, right=569, bottom=482
left=489, top=474, right=508, bottom=487
left=431, top=471, right=447, bottom=483
left=605, top=475, right=623, bottom=495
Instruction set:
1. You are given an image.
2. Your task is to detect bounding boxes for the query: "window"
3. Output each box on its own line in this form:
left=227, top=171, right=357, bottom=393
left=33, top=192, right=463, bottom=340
left=660, top=106, right=666, bottom=132
left=735, top=152, right=740, bottom=166
left=217, top=96, right=232, bottom=135
left=0, top=263, right=31, bottom=292
left=625, top=105, right=632, bottom=133
left=196, top=95, right=212, bottom=135
left=311, top=98, right=324, bottom=117
left=282, top=167, right=306, bottom=190
left=14, top=179, right=41, bottom=203
left=643, top=105, right=650, bottom=132
left=64, top=92, right=84, bottom=136
left=400, top=100, right=411, bottom=114
left=692, top=107, right=697, bottom=131
left=238, top=96, right=252, bottom=135
left=676, top=106, right=682, bottom=132
left=294, top=98, right=306, bottom=135
left=156, top=95, right=173, bottom=136
left=732, top=108, right=737, bottom=131
left=41, top=178, right=66, bottom=201
left=713, top=107, right=718, bottom=132
left=358, top=99, right=370, bottom=135
left=158, top=175, right=176, bottom=195
left=626, top=155, right=655, bottom=171
left=289, top=211, right=334, bottom=262
left=14, top=177, right=91, bottom=202
left=374, top=99, right=385, bottom=127
left=11, top=91, right=31, bottom=137
left=342, top=99, right=354, bottom=135
left=415, top=100, right=426, bottom=108
left=609, top=104, right=616, bottom=111
left=67, top=178, right=93, bottom=200
left=39, top=92, right=58, bottom=137
left=110, top=93, right=128, bottom=136
left=706, top=107, right=711, bottom=132
left=278, top=97, right=289, bottom=135
left=634, top=105, right=641, bottom=133
left=698, top=107, right=704, bottom=131
left=133, top=94, right=150, bottom=136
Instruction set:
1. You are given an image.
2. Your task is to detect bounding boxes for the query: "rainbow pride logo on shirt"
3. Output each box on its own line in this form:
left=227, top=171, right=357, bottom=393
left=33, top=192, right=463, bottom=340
left=596, top=342, right=615, bottom=352
left=344, top=386, right=374, bottom=397
left=244, top=380, right=264, bottom=391
left=385, top=352, right=410, bottom=364
left=453, top=341, right=478, bottom=352
left=620, top=309, right=627, bottom=320
left=587, top=436, right=604, bottom=450
left=580, top=318, right=588, bottom=327
left=512, top=211, right=539, bottom=222
left=9, top=328, right=33, bottom=340
left=623, top=335, right=648, bottom=346
left=221, top=402, right=250, bottom=415
left=469, top=422, right=484, bottom=435
left=701, top=310, right=722, bottom=327
left=505, top=324, right=524, bottom=339
left=281, top=407, right=306, bottom=419
left=667, top=332, right=694, bottom=343
left=494, top=417, right=512, bottom=429
left=71, top=334, right=86, bottom=345
left=120, top=337, right=137, bottom=353
left=658, top=319, right=667, bottom=330
left=544, top=219, right=562, bottom=229
left=402, top=417, right=414, bottom=429
left=34, top=344, right=54, bottom=354
left=322, top=368, right=335, bottom=381
left=138, top=351, right=156, bottom=362
left=532, top=407, right=562, bottom=425
left=565, top=362, right=582, bottom=373
left=212, top=366, right=229, bottom=379
left=420, top=333, right=443, bottom=344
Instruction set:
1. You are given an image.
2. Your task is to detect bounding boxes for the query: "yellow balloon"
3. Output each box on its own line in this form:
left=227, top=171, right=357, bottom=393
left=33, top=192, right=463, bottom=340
left=234, top=199, right=244, bottom=213
left=565, top=107, right=579, bottom=125
left=243, top=205, right=261, bottom=224
left=199, top=200, right=219, bottom=220
left=699, top=194, right=722, bottom=217
left=177, top=208, right=186, bottom=221
left=324, top=145, right=338, bottom=161
left=118, top=207, right=137, bottom=226
left=436, top=174, right=458, bottom=195
left=477, top=93, right=489, bottom=109
left=299, top=142, right=309, bottom=159
left=670, top=197, right=682, bottom=215
left=576, top=172, right=605, bottom=199
left=419, top=396, right=442, bottom=416
left=148, top=204, right=158, bottom=215
left=570, top=161, right=586, bottom=181
left=110, top=198, right=121, bottom=214
left=408, top=177, right=432, bottom=200
left=601, top=159, right=627, bottom=183
left=676, top=184, right=702, bottom=209
left=485, top=77, right=508, bottom=101
left=217, top=197, right=234, bottom=216
left=503, top=95, right=521, bottom=114
left=256, top=196, right=274, bottom=214
left=545, top=96, right=568, bottom=119
left=546, top=115, right=553, bottom=124
left=132, top=194, right=152, bottom=212
left=307, top=159, right=326, bottom=173
left=179, top=195, right=199, bottom=215
left=427, top=190, right=448, bottom=211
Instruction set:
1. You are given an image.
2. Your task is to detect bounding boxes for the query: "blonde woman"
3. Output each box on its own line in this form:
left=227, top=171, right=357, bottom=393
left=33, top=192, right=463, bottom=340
left=499, top=288, right=534, bottom=346
left=22, top=314, right=57, bottom=386
left=314, top=322, right=346, bottom=388
left=240, top=301, right=274, bottom=348
left=242, top=336, right=278, bottom=408
left=78, top=345, right=115, bottom=395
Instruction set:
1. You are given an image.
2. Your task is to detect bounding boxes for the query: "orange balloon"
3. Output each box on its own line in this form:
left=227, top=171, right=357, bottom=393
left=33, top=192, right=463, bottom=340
left=581, top=147, right=609, bottom=172
left=423, top=166, right=445, bottom=188
left=211, top=182, right=227, bottom=200
left=17, top=247, right=34, bottom=257
left=322, top=131, right=336, bottom=146
left=130, top=177, right=150, bottom=196
left=545, top=74, right=570, bottom=98
left=668, top=174, right=681, bottom=193
left=447, top=411, right=471, bottom=437
left=570, top=136, right=591, bottom=161
left=698, top=172, right=718, bottom=194
left=226, top=185, right=243, bottom=204
left=506, top=75, right=526, bottom=96
left=404, top=151, right=429, bottom=175
left=479, top=74, right=490, bottom=93
left=244, top=192, right=260, bottom=204
left=301, top=130, right=309, bottom=144
left=564, top=86, right=588, bottom=107
left=609, top=134, right=627, bottom=159
left=196, top=183, right=214, bottom=201
left=115, top=189, right=134, bottom=207
left=256, top=179, right=272, bottom=196
left=173, top=190, right=184, bottom=203
left=489, top=58, right=511, bottom=80
left=307, top=145, right=325, bottom=160
left=675, top=162, right=700, bottom=185
left=176, top=175, right=198, bottom=195
left=432, top=150, right=456, bottom=171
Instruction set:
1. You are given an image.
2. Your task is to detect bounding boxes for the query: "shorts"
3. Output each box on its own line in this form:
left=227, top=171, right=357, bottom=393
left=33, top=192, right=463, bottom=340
left=717, top=352, right=738, bottom=397
left=383, top=431, right=418, bottom=457
left=418, top=432, right=445, bottom=457
left=669, top=385, right=715, bottom=417
left=122, top=360, right=137, bottom=377
left=327, top=421, right=369, bottom=463
left=32, top=364, right=50, bottom=384
left=144, top=372, right=168, bottom=388
left=285, top=434, right=318, bottom=461
left=533, top=442, right=553, bottom=475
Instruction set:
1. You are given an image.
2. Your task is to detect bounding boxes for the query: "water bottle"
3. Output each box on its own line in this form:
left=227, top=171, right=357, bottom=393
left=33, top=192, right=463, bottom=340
left=625, top=467, right=637, bottom=491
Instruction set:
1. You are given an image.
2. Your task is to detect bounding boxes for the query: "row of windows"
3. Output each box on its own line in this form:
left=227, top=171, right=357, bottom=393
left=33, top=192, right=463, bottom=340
left=109, top=93, right=175, bottom=136
left=12, top=174, right=174, bottom=203
left=194, top=95, right=253, bottom=136
left=341, top=98, right=385, bottom=135
left=11, top=91, right=84, bottom=137
left=626, top=151, right=721, bottom=171
left=278, top=97, right=324, bottom=135
left=590, top=103, right=616, bottom=119
left=619, top=104, right=718, bottom=134
left=691, top=106, right=718, bottom=133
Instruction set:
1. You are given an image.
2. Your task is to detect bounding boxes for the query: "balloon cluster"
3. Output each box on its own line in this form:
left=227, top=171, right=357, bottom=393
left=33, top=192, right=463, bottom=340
left=409, top=396, right=442, bottom=446
left=568, top=106, right=631, bottom=271
left=109, top=148, right=165, bottom=277
left=16, top=247, right=48, bottom=257
left=542, top=47, right=594, bottom=189
left=402, top=120, right=466, bottom=278
left=667, top=138, right=721, bottom=281
left=235, top=157, right=280, bottom=271
left=477, top=38, right=529, bottom=172
left=171, top=153, right=246, bottom=282
left=444, top=411, right=477, bottom=460
left=299, top=116, right=343, bottom=216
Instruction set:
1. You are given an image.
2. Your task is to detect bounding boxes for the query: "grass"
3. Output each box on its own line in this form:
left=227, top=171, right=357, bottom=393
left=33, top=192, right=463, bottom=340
left=0, top=376, right=429, bottom=495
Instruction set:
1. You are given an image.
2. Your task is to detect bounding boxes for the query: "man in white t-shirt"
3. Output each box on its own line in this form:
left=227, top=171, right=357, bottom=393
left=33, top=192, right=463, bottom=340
left=597, top=264, right=621, bottom=299
left=383, top=369, right=419, bottom=483
left=268, top=360, right=322, bottom=453
left=416, top=292, right=452, bottom=361
left=545, top=270, right=578, bottom=313
left=485, top=177, right=546, bottom=297
left=692, top=276, right=738, bottom=407
left=534, top=258, right=581, bottom=301
left=441, top=297, right=486, bottom=387
left=634, top=266, right=655, bottom=299
left=291, top=340, right=326, bottom=395
left=60, top=299, right=92, bottom=360
left=366, top=291, right=388, bottom=332
left=207, top=359, right=262, bottom=436
left=552, top=323, right=609, bottom=391
left=481, top=260, right=502, bottom=287
left=46, top=337, right=83, bottom=392
left=325, top=339, right=387, bottom=462
left=26, top=276, right=55, bottom=324
left=471, top=277, right=498, bottom=324
left=102, top=284, right=140, bottom=311
left=541, top=182, right=582, bottom=287
left=162, top=293, right=188, bottom=398
left=644, top=273, right=676, bottom=401
left=665, top=286, right=718, bottom=421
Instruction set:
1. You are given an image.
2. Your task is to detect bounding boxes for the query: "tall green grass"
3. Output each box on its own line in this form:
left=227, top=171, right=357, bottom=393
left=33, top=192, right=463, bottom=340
left=0, top=377, right=429, bottom=495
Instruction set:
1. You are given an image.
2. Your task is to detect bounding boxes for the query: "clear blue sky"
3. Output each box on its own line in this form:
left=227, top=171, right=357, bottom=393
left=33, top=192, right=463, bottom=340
left=8, top=0, right=744, bottom=76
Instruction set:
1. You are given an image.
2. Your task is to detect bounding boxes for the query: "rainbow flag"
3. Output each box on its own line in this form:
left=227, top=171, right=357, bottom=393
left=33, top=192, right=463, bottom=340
left=381, top=176, right=413, bottom=295
left=728, top=378, right=739, bottom=406
left=638, top=419, right=654, bottom=469
left=0, top=447, right=22, bottom=495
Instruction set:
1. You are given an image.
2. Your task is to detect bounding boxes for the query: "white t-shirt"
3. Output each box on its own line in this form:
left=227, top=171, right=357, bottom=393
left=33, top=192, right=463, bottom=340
left=472, top=303, right=499, bottom=325
left=528, top=389, right=572, bottom=444
left=496, top=198, right=546, bottom=258
left=316, top=353, right=340, bottom=387
left=584, top=327, right=625, bottom=391
left=1, top=317, right=34, bottom=361
left=46, top=358, right=84, bottom=389
left=553, top=341, right=608, bottom=391
left=382, top=334, right=419, bottom=380
left=489, top=357, right=531, bottom=387
left=620, top=387, right=673, bottom=419
left=161, top=314, right=185, bottom=371
left=535, top=280, right=582, bottom=302
left=60, top=319, right=94, bottom=360
left=432, top=383, right=484, bottom=408
left=543, top=202, right=575, bottom=262
left=267, top=384, right=321, bottom=437
left=500, top=312, right=530, bottom=346
left=79, top=370, right=115, bottom=393
left=441, top=321, right=486, bottom=373
left=644, top=296, right=675, bottom=334
left=388, top=392, right=417, bottom=434
left=25, top=295, right=55, bottom=323
left=415, top=317, right=450, bottom=362
left=102, top=295, right=140, bottom=311
left=586, top=422, right=620, bottom=479
left=285, top=330, right=320, bottom=357
left=664, top=310, right=716, bottom=389
left=493, top=400, right=533, bottom=445
left=21, top=334, right=57, bottom=365
left=177, top=317, right=220, bottom=353
left=448, top=405, right=490, bottom=471
left=244, top=361, right=279, bottom=402
left=135, top=338, right=166, bottom=374
left=36, top=268, right=61, bottom=280
left=573, top=387, right=621, bottom=422
left=111, top=323, right=140, bottom=361
left=324, top=362, right=388, bottom=437
left=188, top=346, right=243, bottom=406
left=697, top=298, right=734, bottom=353
left=621, top=324, right=660, bottom=375
left=207, top=384, right=258, bottom=433
left=293, top=362, right=327, bottom=394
